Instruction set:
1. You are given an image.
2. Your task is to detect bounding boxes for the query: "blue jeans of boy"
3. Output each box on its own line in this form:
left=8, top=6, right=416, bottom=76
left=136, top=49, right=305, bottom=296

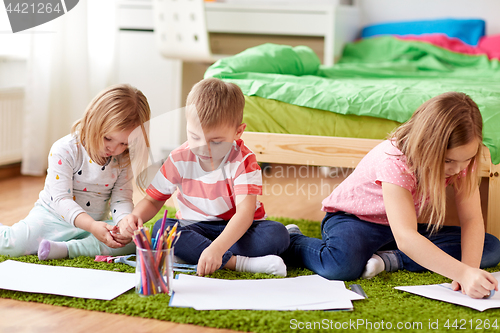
left=152, top=218, right=290, bottom=270
left=281, top=212, right=500, bottom=281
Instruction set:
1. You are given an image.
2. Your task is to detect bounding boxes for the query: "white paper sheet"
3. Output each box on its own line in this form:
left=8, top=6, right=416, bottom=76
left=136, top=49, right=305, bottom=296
left=170, top=274, right=364, bottom=311
left=0, top=260, right=135, bottom=300
left=395, top=271, right=500, bottom=312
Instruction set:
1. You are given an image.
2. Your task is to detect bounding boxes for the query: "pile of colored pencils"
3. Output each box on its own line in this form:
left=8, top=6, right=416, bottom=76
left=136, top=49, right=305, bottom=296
left=133, top=210, right=180, bottom=296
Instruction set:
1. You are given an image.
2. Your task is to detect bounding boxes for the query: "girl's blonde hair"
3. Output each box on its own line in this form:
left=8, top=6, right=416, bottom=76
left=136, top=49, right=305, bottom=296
left=391, top=92, right=483, bottom=232
left=71, top=84, right=151, bottom=188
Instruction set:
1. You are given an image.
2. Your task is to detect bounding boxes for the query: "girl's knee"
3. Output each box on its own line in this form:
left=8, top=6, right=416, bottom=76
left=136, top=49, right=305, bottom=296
left=313, top=247, right=365, bottom=281
left=0, top=244, right=31, bottom=257
left=315, top=264, right=361, bottom=281
left=481, top=233, right=500, bottom=268
left=485, top=233, right=500, bottom=249
left=0, top=228, right=33, bottom=257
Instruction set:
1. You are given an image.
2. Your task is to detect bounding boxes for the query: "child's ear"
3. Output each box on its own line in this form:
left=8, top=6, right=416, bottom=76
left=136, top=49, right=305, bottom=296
left=234, top=123, right=246, bottom=140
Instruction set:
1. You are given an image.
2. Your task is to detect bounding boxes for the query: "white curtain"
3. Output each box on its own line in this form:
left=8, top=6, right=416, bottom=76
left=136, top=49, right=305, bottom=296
left=21, top=0, right=118, bottom=176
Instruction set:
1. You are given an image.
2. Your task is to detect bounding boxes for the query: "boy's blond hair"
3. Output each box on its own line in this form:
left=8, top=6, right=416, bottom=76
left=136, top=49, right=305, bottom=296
left=71, top=84, right=151, bottom=167
left=391, top=91, right=483, bottom=233
left=186, top=78, right=245, bottom=130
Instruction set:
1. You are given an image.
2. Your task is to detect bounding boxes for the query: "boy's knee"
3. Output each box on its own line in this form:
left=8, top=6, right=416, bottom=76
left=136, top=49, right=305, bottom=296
left=266, top=223, right=290, bottom=254
left=152, top=218, right=178, bottom=237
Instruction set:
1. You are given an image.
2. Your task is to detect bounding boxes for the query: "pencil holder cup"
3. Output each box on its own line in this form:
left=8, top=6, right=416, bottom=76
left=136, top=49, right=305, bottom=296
left=135, top=247, right=174, bottom=296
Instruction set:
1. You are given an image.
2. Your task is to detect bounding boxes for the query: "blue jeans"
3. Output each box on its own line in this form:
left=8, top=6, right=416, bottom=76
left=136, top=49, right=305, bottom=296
left=281, top=212, right=500, bottom=281
left=152, top=218, right=290, bottom=270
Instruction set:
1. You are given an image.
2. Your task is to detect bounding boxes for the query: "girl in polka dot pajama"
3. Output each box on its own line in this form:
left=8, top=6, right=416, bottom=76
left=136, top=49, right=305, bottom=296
left=0, top=84, right=151, bottom=260
left=283, top=92, right=500, bottom=299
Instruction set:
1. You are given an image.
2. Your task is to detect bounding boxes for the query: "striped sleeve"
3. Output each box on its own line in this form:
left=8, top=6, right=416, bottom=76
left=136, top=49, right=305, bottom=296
left=233, top=143, right=262, bottom=196
left=146, top=156, right=179, bottom=201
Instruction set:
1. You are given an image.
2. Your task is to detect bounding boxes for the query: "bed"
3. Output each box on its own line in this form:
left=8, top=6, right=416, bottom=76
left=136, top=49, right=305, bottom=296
left=204, top=31, right=500, bottom=238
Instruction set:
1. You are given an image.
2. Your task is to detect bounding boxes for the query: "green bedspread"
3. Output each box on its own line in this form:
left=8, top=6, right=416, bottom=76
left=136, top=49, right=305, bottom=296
left=205, top=37, right=500, bottom=164
left=242, top=95, right=401, bottom=140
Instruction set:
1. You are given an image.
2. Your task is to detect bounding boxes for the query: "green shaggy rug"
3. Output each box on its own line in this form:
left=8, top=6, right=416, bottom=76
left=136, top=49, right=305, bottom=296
left=1, top=207, right=500, bottom=333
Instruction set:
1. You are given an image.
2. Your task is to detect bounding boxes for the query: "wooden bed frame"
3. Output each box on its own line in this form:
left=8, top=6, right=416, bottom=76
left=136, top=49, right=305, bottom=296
left=242, top=131, right=500, bottom=239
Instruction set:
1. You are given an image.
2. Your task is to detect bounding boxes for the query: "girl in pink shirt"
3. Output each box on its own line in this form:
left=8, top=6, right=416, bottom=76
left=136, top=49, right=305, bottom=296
left=283, top=92, right=500, bottom=299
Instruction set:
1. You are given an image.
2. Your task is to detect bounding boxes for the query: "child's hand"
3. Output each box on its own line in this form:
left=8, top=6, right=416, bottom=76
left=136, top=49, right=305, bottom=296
left=90, top=221, right=124, bottom=248
left=197, top=245, right=224, bottom=276
left=118, top=214, right=143, bottom=238
left=110, top=225, right=132, bottom=245
left=453, top=267, right=498, bottom=299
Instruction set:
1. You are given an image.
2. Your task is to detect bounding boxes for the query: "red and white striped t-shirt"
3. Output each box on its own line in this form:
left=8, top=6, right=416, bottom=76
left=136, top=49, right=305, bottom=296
left=146, top=139, right=266, bottom=221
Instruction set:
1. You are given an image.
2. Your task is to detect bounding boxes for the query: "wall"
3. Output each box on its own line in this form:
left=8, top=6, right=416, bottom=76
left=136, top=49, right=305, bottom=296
left=116, top=0, right=500, bottom=156
left=116, top=5, right=184, bottom=162
left=357, top=0, right=500, bottom=35
left=0, top=58, right=26, bottom=89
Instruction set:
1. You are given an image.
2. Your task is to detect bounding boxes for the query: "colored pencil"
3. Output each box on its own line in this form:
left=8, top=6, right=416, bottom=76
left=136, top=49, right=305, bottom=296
left=134, top=223, right=179, bottom=296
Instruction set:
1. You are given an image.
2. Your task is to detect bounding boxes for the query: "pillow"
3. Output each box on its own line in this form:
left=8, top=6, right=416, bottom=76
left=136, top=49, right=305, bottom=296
left=361, top=18, right=485, bottom=46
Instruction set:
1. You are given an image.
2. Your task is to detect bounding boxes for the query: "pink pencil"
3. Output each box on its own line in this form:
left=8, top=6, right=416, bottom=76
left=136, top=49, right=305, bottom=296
left=133, top=232, right=148, bottom=294
left=157, top=209, right=168, bottom=246
left=140, top=233, right=168, bottom=293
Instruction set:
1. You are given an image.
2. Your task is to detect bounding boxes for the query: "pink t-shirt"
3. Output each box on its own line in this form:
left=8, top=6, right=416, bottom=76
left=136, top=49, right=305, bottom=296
left=322, top=140, right=465, bottom=225
left=322, top=140, right=419, bottom=225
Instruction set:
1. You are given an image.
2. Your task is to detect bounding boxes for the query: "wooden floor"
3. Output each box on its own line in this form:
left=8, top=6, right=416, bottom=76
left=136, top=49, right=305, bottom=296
left=0, top=162, right=491, bottom=332
left=0, top=164, right=347, bottom=333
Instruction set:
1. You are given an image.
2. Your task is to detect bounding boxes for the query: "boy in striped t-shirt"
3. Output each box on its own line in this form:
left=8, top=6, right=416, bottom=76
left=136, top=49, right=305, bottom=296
left=119, top=78, right=290, bottom=276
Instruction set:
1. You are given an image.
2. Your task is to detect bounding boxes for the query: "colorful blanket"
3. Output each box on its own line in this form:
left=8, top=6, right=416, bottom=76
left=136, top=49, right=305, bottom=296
left=361, top=18, right=485, bottom=46
left=397, top=34, right=500, bottom=61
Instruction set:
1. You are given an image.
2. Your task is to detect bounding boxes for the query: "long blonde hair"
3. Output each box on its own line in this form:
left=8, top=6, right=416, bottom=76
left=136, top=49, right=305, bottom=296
left=71, top=84, right=151, bottom=190
left=391, top=92, right=483, bottom=232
